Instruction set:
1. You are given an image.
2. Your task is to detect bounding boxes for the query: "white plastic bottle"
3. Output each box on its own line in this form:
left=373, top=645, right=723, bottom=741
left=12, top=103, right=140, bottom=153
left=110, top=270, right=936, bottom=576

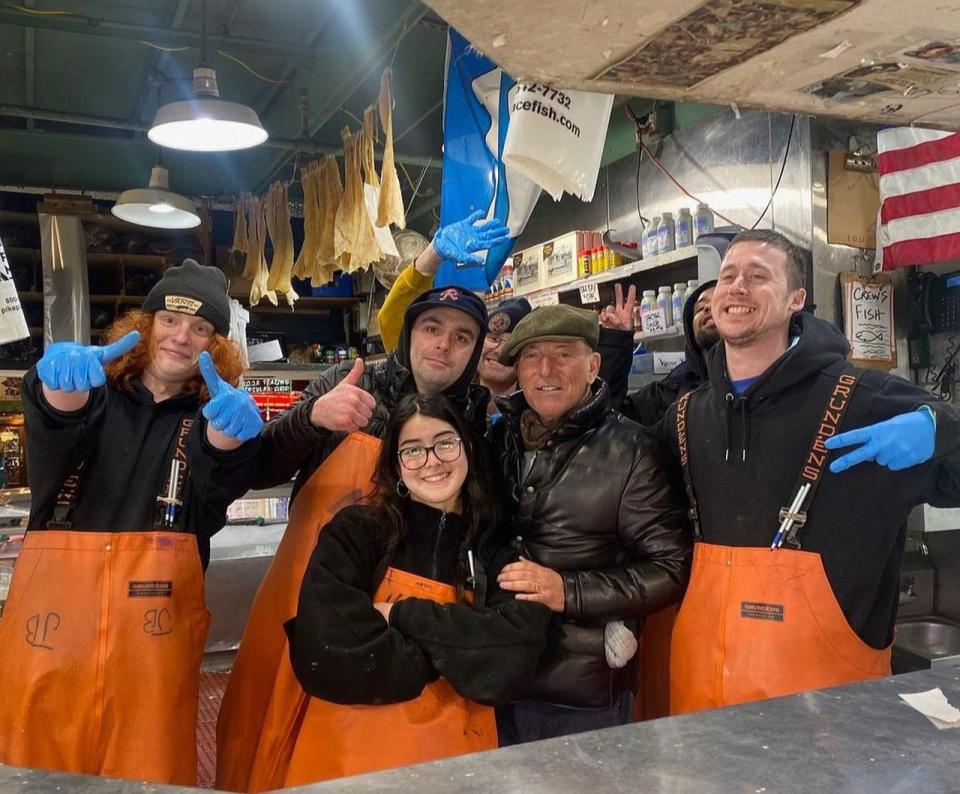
left=694, top=203, right=715, bottom=240
left=657, top=285, right=673, bottom=326
left=639, top=289, right=656, bottom=314
left=675, top=207, right=693, bottom=248
left=685, top=279, right=700, bottom=306
left=672, top=282, right=687, bottom=323
left=657, top=212, right=676, bottom=255
left=643, top=216, right=660, bottom=259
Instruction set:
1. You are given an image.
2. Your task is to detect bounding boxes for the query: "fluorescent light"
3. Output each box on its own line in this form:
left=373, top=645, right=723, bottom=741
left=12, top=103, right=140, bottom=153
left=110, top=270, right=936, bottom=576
left=148, top=67, right=267, bottom=152
left=111, top=166, right=201, bottom=229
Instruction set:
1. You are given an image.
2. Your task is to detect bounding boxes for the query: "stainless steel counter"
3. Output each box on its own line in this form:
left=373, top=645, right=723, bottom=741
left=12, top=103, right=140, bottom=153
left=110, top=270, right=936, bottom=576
left=294, top=664, right=960, bottom=794
left=3, top=665, right=958, bottom=793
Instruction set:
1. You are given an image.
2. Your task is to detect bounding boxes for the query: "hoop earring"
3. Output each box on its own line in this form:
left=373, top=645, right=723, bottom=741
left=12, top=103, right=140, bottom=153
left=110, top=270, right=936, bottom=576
left=396, top=480, right=409, bottom=498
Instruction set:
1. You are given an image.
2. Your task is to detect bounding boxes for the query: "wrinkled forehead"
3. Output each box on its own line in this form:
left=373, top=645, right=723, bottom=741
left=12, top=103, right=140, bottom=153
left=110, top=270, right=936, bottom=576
left=519, top=337, right=592, bottom=356
left=413, top=307, right=480, bottom=337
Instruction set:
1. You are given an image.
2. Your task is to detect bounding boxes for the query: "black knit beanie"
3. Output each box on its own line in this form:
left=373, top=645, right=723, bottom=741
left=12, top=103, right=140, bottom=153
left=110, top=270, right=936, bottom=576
left=142, top=259, right=231, bottom=335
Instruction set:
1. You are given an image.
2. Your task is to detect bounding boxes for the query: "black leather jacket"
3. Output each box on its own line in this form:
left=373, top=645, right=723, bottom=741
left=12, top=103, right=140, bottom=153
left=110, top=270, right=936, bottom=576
left=255, top=353, right=490, bottom=497
left=492, top=379, right=691, bottom=707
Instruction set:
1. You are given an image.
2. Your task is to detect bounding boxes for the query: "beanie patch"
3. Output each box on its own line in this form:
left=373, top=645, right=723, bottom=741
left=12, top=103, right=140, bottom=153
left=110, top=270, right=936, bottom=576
left=164, top=295, right=203, bottom=315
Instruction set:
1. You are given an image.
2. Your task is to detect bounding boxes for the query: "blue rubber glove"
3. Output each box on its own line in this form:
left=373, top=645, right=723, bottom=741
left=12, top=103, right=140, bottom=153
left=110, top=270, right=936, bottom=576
left=432, top=210, right=511, bottom=266
left=37, top=331, right=140, bottom=392
left=825, top=408, right=935, bottom=473
left=199, top=351, right=263, bottom=443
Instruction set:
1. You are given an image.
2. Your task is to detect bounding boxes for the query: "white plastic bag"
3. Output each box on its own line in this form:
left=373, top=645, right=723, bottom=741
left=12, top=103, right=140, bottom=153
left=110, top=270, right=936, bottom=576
left=503, top=84, right=614, bottom=202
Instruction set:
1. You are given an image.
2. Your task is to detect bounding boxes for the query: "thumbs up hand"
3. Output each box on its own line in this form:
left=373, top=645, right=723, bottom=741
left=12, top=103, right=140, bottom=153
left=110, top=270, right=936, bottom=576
left=37, top=331, right=140, bottom=392
left=308, top=358, right=377, bottom=432
left=199, top=351, right=263, bottom=443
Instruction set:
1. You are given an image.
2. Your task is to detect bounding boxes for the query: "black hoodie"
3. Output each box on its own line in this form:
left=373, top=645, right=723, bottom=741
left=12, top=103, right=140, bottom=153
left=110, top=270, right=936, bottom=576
left=603, top=280, right=717, bottom=426
left=661, top=312, right=960, bottom=648
left=256, top=297, right=490, bottom=497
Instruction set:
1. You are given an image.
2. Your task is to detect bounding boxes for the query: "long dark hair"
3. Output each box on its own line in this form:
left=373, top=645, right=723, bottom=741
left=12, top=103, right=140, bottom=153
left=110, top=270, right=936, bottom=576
left=371, top=393, right=498, bottom=590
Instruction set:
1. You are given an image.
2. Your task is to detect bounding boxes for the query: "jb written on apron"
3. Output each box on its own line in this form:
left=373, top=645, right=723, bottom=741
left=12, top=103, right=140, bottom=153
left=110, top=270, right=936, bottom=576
left=669, top=371, right=891, bottom=715
left=283, top=567, right=497, bottom=787
left=216, top=432, right=381, bottom=794
left=0, top=417, right=210, bottom=785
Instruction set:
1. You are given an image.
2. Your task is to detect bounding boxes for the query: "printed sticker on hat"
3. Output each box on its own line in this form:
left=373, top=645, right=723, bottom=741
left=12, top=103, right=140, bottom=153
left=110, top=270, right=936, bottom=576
left=165, top=295, right=203, bottom=315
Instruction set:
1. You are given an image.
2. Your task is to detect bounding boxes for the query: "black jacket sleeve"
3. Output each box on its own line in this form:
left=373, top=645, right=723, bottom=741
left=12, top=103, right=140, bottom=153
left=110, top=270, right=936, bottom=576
left=597, top=328, right=634, bottom=410
left=287, top=508, right=437, bottom=705
left=620, top=379, right=682, bottom=427
left=183, top=416, right=262, bottom=538
left=252, top=362, right=347, bottom=488
left=387, top=545, right=551, bottom=705
left=561, top=442, right=692, bottom=623
left=21, top=368, right=106, bottom=524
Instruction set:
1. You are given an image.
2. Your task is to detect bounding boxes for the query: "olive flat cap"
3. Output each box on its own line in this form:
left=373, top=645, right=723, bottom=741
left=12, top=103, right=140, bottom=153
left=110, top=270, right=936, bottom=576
left=498, top=304, right=599, bottom=364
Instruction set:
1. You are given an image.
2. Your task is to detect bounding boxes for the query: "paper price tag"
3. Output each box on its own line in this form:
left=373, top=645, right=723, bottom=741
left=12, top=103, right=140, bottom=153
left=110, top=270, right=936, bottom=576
left=579, top=282, right=600, bottom=304
left=530, top=290, right=560, bottom=308
left=639, top=308, right=667, bottom=336
left=653, top=351, right=686, bottom=374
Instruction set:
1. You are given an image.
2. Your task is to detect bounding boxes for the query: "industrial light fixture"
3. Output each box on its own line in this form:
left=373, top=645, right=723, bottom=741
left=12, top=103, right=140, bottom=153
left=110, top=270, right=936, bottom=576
left=147, top=0, right=267, bottom=152
left=111, top=166, right=201, bottom=229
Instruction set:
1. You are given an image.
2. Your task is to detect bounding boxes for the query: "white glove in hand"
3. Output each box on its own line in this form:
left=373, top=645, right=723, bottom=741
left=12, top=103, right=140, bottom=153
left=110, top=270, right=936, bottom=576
left=603, top=620, right=638, bottom=669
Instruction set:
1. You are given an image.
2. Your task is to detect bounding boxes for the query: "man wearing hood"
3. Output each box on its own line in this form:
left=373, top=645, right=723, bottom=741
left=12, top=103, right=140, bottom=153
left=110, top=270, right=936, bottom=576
left=254, top=284, right=489, bottom=497
left=600, top=280, right=719, bottom=427
left=662, top=229, right=960, bottom=715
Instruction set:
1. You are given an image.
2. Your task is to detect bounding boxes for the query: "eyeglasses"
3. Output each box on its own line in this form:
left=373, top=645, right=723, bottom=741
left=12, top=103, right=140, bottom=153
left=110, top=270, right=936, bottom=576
left=398, top=437, right=463, bottom=470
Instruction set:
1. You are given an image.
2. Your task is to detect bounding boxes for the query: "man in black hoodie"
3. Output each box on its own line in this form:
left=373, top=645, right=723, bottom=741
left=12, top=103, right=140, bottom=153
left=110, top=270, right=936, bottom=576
left=254, top=285, right=490, bottom=496
left=662, top=229, right=960, bottom=715
left=602, top=281, right=719, bottom=425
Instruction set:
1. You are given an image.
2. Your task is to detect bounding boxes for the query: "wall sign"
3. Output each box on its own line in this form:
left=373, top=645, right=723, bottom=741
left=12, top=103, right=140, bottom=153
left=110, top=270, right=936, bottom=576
left=840, top=271, right=896, bottom=370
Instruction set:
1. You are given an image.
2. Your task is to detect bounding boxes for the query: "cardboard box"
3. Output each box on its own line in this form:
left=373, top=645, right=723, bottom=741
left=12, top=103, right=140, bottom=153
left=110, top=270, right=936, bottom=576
left=543, top=231, right=585, bottom=288
left=513, top=247, right=544, bottom=295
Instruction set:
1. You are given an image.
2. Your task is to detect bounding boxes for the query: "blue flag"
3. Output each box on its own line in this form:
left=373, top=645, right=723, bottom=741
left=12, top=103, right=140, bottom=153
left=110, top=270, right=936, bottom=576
left=439, top=29, right=541, bottom=291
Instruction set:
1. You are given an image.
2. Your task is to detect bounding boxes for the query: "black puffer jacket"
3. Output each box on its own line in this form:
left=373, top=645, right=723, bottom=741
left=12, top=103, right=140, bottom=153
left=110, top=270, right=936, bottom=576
left=492, top=379, right=691, bottom=707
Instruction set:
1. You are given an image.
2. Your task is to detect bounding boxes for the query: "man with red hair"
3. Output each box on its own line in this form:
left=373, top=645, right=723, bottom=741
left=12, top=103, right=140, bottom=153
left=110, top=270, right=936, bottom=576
left=0, top=259, right=262, bottom=786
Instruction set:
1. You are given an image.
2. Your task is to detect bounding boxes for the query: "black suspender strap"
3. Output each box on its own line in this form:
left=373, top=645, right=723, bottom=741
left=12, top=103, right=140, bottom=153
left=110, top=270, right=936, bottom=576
left=48, top=461, right=85, bottom=528
left=675, top=391, right=702, bottom=541
left=772, top=369, right=861, bottom=550
left=155, top=416, right=194, bottom=530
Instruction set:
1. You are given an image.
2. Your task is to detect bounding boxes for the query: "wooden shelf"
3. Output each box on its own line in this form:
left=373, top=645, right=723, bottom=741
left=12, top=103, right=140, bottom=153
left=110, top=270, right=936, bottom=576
left=5, top=247, right=168, bottom=268
left=231, top=294, right=359, bottom=313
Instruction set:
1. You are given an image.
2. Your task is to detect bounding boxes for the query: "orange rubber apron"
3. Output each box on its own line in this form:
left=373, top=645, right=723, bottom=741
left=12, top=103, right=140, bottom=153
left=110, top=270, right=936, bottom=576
left=283, top=566, right=497, bottom=787
left=216, top=431, right=381, bottom=793
left=669, top=376, right=890, bottom=715
left=633, top=605, right=677, bottom=721
left=0, top=530, right=210, bottom=785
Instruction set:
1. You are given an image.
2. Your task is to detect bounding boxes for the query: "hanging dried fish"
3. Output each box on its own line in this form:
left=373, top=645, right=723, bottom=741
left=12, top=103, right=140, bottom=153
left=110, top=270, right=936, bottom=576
left=315, top=155, right=342, bottom=285
left=293, top=162, right=320, bottom=280
left=230, top=191, right=249, bottom=270
left=361, top=105, right=379, bottom=189
left=334, top=127, right=361, bottom=270
left=376, top=69, right=406, bottom=229
left=265, top=180, right=298, bottom=308
left=247, top=196, right=277, bottom=307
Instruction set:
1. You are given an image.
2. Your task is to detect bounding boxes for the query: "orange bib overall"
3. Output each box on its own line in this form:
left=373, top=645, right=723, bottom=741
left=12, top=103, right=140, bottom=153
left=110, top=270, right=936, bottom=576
left=283, top=567, right=497, bottom=787
left=0, top=530, right=209, bottom=785
left=669, top=543, right=891, bottom=714
left=669, top=378, right=891, bottom=715
left=215, top=431, right=381, bottom=793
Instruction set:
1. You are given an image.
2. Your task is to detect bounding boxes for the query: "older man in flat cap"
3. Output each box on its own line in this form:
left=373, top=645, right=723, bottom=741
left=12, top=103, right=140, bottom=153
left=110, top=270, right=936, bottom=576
left=490, top=304, right=691, bottom=744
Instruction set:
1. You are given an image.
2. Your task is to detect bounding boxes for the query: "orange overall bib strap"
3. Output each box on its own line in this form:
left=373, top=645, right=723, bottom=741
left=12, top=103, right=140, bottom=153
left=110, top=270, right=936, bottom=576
left=0, top=531, right=210, bottom=785
left=215, top=431, right=381, bottom=794
left=670, top=371, right=890, bottom=716
left=283, top=567, right=497, bottom=788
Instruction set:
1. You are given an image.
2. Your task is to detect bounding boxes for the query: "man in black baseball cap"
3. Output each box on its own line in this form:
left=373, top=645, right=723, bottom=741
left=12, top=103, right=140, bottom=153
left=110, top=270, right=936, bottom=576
left=256, top=282, right=490, bottom=499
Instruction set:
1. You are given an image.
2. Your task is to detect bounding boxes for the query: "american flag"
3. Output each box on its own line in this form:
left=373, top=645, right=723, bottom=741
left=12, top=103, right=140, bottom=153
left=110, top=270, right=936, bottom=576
left=877, top=126, right=960, bottom=270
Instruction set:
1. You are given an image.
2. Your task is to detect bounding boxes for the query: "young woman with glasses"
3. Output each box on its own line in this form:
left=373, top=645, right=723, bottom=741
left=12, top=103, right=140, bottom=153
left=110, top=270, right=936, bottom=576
left=281, top=393, right=551, bottom=785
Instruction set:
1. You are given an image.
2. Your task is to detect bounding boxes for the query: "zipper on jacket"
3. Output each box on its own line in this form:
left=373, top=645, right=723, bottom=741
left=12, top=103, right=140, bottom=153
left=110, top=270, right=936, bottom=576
left=431, top=512, right=447, bottom=581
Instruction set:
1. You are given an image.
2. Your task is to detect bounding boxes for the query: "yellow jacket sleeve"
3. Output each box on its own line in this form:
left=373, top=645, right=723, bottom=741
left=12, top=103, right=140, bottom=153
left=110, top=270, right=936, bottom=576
left=377, top=264, right=435, bottom=352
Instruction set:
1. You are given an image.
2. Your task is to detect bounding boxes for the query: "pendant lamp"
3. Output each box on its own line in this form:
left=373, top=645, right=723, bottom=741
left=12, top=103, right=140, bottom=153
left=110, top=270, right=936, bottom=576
left=111, top=166, right=201, bottom=229
left=147, top=0, right=267, bottom=152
